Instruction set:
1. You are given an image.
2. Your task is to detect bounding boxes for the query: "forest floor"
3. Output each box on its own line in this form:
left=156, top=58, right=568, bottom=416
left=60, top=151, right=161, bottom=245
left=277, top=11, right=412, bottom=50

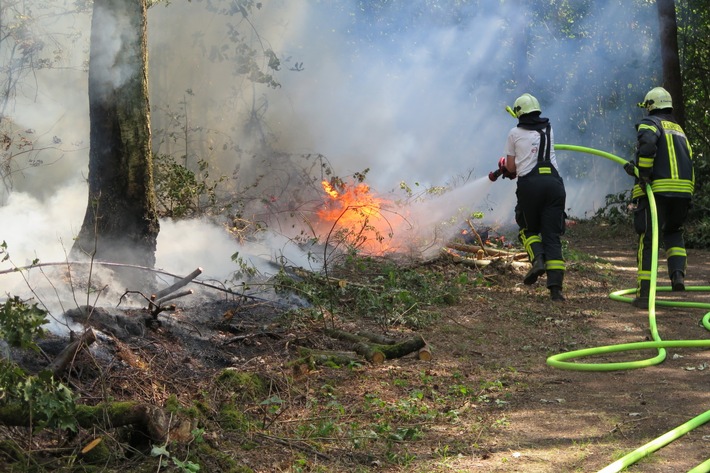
left=3, top=220, right=710, bottom=473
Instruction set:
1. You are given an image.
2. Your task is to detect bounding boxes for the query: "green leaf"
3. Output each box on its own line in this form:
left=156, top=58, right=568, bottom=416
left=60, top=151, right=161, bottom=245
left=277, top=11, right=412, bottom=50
left=151, top=445, right=170, bottom=457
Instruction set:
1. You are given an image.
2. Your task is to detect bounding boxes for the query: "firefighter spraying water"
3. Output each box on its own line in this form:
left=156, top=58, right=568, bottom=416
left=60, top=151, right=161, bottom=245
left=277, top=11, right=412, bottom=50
left=487, top=93, right=567, bottom=301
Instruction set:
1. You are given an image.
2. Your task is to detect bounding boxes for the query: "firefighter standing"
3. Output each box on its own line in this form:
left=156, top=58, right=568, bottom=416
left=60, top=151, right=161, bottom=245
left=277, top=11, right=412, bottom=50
left=624, top=86, right=694, bottom=309
left=498, top=93, right=567, bottom=301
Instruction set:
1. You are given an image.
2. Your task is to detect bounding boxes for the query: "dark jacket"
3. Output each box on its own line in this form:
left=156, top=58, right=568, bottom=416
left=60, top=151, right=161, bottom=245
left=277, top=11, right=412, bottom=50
left=632, top=110, right=694, bottom=199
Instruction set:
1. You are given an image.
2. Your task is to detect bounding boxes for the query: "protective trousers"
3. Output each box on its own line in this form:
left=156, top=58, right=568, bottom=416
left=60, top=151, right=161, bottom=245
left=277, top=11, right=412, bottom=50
left=515, top=173, right=567, bottom=288
left=633, top=196, right=690, bottom=296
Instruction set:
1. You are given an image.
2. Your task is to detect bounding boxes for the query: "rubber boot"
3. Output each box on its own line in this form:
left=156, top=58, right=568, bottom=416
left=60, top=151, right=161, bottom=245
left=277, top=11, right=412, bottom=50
left=524, top=257, right=546, bottom=285
left=671, top=271, right=685, bottom=292
left=550, top=286, right=565, bottom=301
left=632, top=280, right=650, bottom=309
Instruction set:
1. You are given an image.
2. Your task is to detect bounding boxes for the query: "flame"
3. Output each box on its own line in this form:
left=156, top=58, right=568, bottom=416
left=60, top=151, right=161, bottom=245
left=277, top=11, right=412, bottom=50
left=322, top=180, right=340, bottom=199
left=317, top=179, right=394, bottom=254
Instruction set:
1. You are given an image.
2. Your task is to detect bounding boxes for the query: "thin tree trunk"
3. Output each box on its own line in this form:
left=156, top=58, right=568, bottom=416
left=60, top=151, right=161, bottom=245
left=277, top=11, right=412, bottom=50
left=657, top=0, right=685, bottom=126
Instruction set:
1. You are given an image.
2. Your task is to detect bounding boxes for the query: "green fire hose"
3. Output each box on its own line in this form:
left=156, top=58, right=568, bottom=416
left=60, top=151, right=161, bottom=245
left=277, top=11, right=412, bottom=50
left=548, top=144, right=710, bottom=473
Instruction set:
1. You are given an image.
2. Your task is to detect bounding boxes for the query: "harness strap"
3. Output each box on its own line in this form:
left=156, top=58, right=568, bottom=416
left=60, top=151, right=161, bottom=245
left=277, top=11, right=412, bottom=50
left=536, top=124, right=552, bottom=163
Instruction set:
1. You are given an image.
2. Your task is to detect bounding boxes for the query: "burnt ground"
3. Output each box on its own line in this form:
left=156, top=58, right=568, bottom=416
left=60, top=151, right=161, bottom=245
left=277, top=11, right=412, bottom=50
left=3, top=220, right=710, bottom=473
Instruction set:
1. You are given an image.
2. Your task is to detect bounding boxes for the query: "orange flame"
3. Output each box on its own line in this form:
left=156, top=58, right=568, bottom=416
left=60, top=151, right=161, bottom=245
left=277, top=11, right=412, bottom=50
left=317, top=179, right=394, bottom=253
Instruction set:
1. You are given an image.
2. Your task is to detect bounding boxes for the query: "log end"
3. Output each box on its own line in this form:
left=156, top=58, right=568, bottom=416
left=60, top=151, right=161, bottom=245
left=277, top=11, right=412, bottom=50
left=370, top=352, right=386, bottom=364
left=417, top=346, right=433, bottom=361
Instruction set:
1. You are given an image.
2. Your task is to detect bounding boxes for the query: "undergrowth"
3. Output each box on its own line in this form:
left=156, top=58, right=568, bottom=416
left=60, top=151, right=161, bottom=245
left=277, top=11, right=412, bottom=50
left=274, top=254, right=489, bottom=331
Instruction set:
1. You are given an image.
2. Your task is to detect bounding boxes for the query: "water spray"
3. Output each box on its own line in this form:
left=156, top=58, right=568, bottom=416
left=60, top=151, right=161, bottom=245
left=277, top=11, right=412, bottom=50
left=486, top=107, right=518, bottom=181
left=551, top=143, right=710, bottom=473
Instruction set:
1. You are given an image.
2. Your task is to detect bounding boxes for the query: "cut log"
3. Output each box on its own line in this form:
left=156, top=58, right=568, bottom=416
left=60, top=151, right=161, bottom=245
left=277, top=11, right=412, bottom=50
left=324, top=329, right=429, bottom=364
left=0, top=401, right=169, bottom=443
left=352, top=342, right=386, bottom=364
left=355, top=331, right=398, bottom=345
left=288, top=347, right=362, bottom=371
left=417, top=345, right=433, bottom=361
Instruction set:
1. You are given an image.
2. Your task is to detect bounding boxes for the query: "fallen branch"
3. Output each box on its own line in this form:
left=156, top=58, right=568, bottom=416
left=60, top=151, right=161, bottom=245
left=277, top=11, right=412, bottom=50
left=464, top=219, right=488, bottom=250
left=255, top=432, right=331, bottom=461
left=287, top=347, right=362, bottom=371
left=153, top=267, right=203, bottom=301
left=0, top=401, right=169, bottom=444
left=222, top=332, right=282, bottom=346
left=154, top=289, right=194, bottom=307
left=325, top=329, right=428, bottom=364
left=445, top=242, right=528, bottom=260
left=48, top=328, right=97, bottom=377
left=0, top=261, right=289, bottom=308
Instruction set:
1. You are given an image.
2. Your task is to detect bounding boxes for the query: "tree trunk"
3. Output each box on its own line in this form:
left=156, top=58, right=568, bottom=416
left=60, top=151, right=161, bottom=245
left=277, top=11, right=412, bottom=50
left=657, top=0, right=685, bottom=127
left=72, top=0, right=159, bottom=279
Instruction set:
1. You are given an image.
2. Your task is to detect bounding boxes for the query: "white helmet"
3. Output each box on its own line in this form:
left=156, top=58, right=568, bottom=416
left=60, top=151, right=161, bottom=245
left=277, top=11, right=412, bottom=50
left=512, top=93, right=541, bottom=117
left=639, top=87, right=673, bottom=112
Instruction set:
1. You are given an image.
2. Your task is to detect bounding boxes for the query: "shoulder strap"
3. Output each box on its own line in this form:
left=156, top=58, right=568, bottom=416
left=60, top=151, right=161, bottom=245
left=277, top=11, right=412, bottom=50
left=536, top=124, right=551, bottom=163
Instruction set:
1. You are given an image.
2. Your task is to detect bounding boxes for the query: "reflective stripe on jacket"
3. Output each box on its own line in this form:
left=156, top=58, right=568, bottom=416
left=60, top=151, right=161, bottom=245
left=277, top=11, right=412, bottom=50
left=632, top=114, right=694, bottom=199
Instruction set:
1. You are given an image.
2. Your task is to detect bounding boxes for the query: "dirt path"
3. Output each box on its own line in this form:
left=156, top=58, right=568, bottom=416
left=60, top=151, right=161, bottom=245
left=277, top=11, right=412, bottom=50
left=417, top=222, right=710, bottom=472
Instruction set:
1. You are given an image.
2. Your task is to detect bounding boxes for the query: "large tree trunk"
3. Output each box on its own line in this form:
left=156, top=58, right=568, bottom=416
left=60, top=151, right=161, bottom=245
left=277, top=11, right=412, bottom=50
left=657, top=0, right=685, bottom=127
left=72, top=0, right=159, bottom=277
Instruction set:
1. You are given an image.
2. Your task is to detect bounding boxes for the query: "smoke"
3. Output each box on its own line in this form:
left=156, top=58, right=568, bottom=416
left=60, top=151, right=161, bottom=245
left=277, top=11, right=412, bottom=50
left=89, top=3, right=139, bottom=96
left=1, top=0, right=660, bottom=310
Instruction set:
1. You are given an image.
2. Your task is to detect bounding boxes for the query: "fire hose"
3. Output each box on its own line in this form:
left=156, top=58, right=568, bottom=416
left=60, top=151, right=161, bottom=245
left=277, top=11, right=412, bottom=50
left=548, top=144, right=710, bottom=473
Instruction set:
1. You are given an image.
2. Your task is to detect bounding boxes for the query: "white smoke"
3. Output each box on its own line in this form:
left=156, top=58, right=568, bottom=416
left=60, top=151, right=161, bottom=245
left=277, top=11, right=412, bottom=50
left=1, top=1, right=660, bottom=311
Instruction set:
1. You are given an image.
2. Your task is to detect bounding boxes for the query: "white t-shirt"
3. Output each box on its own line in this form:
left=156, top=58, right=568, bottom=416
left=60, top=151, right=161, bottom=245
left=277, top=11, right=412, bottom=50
left=504, top=126, right=559, bottom=178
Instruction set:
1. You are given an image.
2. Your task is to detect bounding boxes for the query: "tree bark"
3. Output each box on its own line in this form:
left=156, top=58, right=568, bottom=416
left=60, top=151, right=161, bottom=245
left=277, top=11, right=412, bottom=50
left=657, top=0, right=685, bottom=126
left=324, top=329, right=429, bottom=364
left=72, top=0, right=159, bottom=281
left=0, top=401, right=168, bottom=444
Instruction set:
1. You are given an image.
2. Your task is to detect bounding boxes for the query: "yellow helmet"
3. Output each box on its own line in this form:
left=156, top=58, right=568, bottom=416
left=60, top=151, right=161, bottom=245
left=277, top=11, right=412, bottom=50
left=512, top=93, right=541, bottom=117
left=638, top=87, right=673, bottom=112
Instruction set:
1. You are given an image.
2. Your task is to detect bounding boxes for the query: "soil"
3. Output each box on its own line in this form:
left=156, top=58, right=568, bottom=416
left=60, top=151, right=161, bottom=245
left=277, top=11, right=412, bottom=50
left=4, top=220, right=710, bottom=473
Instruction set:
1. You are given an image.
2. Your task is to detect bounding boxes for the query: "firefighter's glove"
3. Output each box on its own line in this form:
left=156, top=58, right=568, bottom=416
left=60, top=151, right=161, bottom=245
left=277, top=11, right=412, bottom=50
left=623, top=161, right=638, bottom=178
left=638, top=175, right=651, bottom=190
left=498, top=157, right=517, bottom=180
left=502, top=169, right=517, bottom=179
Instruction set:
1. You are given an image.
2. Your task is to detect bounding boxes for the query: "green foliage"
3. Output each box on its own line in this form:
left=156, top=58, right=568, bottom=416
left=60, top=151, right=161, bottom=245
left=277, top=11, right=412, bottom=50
left=17, top=370, right=77, bottom=431
left=592, top=190, right=632, bottom=226
left=194, top=0, right=281, bottom=89
left=0, top=297, right=77, bottom=433
left=685, top=219, right=710, bottom=249
left=153, top=153, right=226, bottom=218
left=0, top=296, right=48, bottom=351
left=678, top=0, right=710, bottom=246
left=215, top=369, right=267, bottom=401
left=0, top=360, right=77, bottom=432
left=276, top=256, right=479, bottom=330
left=152, top=444, right=202, bottom=473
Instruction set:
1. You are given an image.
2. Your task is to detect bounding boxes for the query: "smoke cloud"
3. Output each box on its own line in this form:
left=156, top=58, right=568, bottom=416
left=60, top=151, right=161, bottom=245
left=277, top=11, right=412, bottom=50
left=1, top=1, right=659, bottom=309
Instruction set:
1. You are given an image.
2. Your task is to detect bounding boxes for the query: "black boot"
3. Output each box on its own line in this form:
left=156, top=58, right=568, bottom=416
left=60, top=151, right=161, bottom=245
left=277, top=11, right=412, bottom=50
left=632, top=280, right=650, bottom=309
left=524, top=257, right=546, bottom=285
left=671, top=271, right=685, bottom=291
left=550, top=286, right=565, bottom=301
left=631, top=297, right=648, bottom=309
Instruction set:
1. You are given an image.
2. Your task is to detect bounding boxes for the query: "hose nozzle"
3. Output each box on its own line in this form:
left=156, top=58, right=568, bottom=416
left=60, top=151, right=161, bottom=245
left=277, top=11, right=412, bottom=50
left=488, top=169, right=502, bottom=182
